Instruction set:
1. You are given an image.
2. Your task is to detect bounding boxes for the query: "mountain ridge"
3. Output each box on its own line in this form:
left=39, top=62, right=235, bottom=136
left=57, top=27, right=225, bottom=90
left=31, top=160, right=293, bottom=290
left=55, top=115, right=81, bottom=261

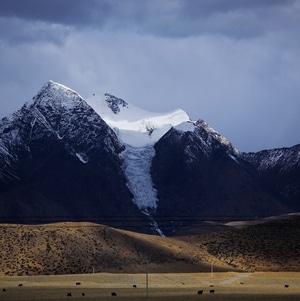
left=0, top=81, right=299, bottom=235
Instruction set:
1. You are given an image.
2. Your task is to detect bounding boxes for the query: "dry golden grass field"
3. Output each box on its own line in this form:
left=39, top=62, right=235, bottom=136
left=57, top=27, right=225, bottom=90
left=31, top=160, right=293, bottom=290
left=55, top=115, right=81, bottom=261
left=0, top=272, right=299, bottom=301
left=1, top=214, right=299, bottom=276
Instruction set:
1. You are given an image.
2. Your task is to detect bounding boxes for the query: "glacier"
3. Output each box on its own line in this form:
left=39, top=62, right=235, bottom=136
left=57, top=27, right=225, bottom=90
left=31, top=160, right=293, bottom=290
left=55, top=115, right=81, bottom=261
left=120, top=144, right=158, bottom=211
left=86, top=92, right=192, bottom=235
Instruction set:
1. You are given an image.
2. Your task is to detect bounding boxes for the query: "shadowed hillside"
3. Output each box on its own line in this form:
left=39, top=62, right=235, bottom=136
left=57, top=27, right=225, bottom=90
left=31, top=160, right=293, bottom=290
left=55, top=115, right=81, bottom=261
left=0, top=214, right=299, bottom=276
left=179, top=214, right=300, bottom=272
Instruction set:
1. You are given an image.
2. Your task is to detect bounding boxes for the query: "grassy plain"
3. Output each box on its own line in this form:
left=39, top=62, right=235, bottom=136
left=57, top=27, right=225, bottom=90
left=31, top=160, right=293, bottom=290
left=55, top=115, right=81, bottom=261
left=0, top=272, right=299, bottom=301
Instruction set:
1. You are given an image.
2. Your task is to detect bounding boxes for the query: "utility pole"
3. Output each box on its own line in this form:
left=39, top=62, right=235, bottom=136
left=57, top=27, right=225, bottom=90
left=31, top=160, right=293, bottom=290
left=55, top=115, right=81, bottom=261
left=211, top=263, right=214, bottom=278
left=144, top=259, right=149, bottom=298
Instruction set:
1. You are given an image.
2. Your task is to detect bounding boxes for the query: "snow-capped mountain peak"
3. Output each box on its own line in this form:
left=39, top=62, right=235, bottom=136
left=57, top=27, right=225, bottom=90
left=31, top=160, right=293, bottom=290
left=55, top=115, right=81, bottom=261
left=1, top=81, right=300, bottom=237
left=27, top=80, right=86, bottom=110
left=195, top=119, right=240, bottom=156
left=0, top=81, right=123, bottom=182
left=86, top=92, right=191, bottom=147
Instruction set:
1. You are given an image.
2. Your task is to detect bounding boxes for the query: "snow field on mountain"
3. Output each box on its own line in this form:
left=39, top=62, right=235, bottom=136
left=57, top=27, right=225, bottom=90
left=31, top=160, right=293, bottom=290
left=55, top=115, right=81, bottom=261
left=86, top=93, right=191, bottom=147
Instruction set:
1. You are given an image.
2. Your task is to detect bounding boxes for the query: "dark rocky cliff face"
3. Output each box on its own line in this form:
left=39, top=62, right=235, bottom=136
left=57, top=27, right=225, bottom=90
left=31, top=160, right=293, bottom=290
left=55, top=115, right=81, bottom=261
left=242, top=145, right=300, bottom=212
left=151, top=126, right=290, bottom=235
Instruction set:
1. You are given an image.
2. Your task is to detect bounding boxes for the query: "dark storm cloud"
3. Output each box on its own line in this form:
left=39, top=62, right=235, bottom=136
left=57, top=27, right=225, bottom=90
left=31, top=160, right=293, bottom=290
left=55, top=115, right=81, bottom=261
left=0, top=0, right=299, bottom=152
left=0, top=0, right=110, bottom=26
left=175, top=0, right=299, bottom=38
left=0, top=0, right=298, bottom=40
left=0, top=17, right=69, bottom=45
left=0, top=0, right=108, bottom=44
left=179, top=0, right=296, bottom=15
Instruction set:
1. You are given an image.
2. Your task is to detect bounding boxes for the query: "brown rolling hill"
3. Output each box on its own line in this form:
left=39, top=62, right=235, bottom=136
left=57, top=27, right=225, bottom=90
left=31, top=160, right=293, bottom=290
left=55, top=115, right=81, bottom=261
left=178, top=213, right=300, bottom=272
left=0, top=213, right=299, bottom=276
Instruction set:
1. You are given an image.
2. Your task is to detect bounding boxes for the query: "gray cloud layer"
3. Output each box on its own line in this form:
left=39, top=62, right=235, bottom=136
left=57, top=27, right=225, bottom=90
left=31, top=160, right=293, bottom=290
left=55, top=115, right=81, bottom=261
left=1, top=0, right=298, bottom=40
left=0, top=0, right=299, bottom=151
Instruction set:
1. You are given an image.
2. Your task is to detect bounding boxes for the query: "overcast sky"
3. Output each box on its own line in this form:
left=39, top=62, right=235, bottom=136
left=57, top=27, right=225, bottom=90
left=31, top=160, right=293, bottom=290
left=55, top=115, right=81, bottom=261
left=0, top=0, right=299, bottom=152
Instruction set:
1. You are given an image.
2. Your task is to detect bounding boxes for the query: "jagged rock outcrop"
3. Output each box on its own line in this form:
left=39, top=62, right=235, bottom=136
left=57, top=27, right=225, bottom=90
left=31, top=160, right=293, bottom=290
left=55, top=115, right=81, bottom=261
left=104, top=93, right=128, bottom=114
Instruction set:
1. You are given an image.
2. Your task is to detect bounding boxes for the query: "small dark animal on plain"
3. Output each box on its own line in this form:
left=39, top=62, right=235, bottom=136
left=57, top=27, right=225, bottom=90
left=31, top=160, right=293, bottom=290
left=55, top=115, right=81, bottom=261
left=210, top=289, right=215, bottom=294
left=285, top=285, right=289, bottom=288
left=133, top=285, right=137, bottom=288
left=18, top=284, right=23, bottom=287
left=3, top=288, right=6, bottom=292
left=82, top=292, right=85, bottom=296
left=197, top=290, right=203, bottom=295
left=76, top=282, right=81, bottom=286
left=111, top=292, right=117, bottom=296
left=67, top=292, right=72, bottom=296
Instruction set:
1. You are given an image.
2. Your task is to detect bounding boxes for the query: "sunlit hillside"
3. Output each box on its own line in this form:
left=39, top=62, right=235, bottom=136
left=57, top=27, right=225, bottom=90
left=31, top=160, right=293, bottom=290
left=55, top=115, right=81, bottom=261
left=0, top=214, right=299, bottom=276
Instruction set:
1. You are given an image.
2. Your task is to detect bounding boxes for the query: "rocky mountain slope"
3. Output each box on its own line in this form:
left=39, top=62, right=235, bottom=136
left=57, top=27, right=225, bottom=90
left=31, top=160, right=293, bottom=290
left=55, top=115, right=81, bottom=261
left=0, top=81, right=299, bottom=235
left=151, top=121, right=292, bottom=234
left=242, top=145, right=300, bottom=211
left=0, top=81, right=148, bottom=231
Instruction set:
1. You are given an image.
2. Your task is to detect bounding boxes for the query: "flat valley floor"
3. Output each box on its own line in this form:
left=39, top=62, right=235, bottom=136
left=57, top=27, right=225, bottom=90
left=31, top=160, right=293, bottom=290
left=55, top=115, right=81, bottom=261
left=0, top=272, right=299, bottom=300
